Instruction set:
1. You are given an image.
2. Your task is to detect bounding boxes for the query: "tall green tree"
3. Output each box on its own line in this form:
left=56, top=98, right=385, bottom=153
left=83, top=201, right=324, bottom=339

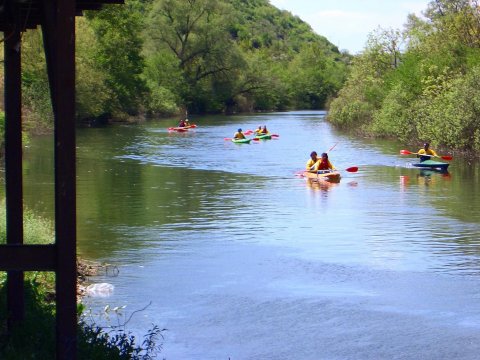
left=145, top=0, right=241, bottom=112
left=86, top=1, right=147, bottom=117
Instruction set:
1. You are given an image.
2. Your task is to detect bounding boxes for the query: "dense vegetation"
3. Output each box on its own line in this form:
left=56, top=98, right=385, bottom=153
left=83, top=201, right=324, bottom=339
left=328, top=0, right=480, bottom=154
left=0, top=205, right=163, bottom=359
left=7, top=0, right=348, bottom=131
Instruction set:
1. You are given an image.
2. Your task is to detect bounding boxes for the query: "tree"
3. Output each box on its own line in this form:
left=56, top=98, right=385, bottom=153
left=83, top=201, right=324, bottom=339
left=86, top=1, right=147, bottom=117
left=145, top=0, right=241, bottom=112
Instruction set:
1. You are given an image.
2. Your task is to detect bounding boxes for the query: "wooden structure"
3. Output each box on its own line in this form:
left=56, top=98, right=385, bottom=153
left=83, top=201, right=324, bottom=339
left=0, top=0, right=121, bottom=358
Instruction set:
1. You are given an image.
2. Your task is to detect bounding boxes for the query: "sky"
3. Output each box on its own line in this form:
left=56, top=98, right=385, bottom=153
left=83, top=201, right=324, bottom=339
left=269, top=0, right=431, bottom=54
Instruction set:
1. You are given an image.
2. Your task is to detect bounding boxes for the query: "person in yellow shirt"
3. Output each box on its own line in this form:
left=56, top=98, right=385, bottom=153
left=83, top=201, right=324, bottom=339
left=234, top=128, right=246, bottom=139
left=417, top=142, right=438, bottom=162
left=306, top=151, right=319, bottom=170
left=306, top=152, right=335, bottom=172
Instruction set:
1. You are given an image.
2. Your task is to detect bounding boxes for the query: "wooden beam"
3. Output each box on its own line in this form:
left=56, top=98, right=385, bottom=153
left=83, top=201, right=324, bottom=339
left=0, top=245, right=57, bottom=271
left=42, top=0, right=77, bottom=358
left=4, top=3, right=25, bottom=328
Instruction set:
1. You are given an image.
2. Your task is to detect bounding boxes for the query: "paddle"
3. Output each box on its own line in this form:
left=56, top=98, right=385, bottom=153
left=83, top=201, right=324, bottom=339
left=327, top=142, right=338, bottom=152
left=400, top=150, right=453, bottom=161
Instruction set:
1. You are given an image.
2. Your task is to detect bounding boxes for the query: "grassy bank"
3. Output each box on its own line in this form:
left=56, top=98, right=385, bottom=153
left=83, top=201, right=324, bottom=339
left=0, top=205, right=163, bottom=359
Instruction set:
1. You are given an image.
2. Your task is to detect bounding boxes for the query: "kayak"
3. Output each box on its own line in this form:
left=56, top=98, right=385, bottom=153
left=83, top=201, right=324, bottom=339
left=302, top=170, right=341, bottom=183
left=168, top=124, right=197, bottom=132
left=232, top=138, right=251, bottom=144
left=412, top=159, right=449, bottom=172
left=254, top=134, right=272, bottom=140
left=169, top=127, right=188, bottom=132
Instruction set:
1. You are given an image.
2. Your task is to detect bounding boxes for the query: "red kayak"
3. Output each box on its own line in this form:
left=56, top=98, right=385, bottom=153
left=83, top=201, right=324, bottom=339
left=168, top=124, right=197, bottom=132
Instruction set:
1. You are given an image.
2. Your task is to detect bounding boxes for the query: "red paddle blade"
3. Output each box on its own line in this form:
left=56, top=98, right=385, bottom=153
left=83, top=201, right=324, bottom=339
left=400, top=150, right=413, bottom=155
left=441, top=155, right=453, bottom=161
left=252, top=138, right=260, bottom=141
left=271, top=134, right=279, bottom=137
left=224, top=138, right=232, bottom=141
left=345, top=166, right=358, bottom=172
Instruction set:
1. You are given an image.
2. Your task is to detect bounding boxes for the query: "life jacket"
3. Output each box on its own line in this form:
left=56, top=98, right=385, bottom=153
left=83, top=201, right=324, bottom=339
left=317, top=159, right=330, bottom=170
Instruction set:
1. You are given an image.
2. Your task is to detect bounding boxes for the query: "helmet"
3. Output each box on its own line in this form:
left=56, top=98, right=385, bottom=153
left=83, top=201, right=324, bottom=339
left=238, top=128, right=242, bottom=132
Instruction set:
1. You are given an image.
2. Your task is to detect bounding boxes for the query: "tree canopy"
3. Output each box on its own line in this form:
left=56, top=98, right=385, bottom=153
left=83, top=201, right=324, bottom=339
left=328, top=0, right=480, bottom=154
left=8, top=0, right=349, bottom=129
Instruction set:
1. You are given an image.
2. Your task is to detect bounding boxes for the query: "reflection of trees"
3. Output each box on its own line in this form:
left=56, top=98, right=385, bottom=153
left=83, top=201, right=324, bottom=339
left=373, top=163, right=480, bottom=224
left=74, top=125, right=258, bottom=258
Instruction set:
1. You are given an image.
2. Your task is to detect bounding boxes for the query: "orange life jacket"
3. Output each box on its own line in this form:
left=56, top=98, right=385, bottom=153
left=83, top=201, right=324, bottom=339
left=317, top=159, right=330, bottom=170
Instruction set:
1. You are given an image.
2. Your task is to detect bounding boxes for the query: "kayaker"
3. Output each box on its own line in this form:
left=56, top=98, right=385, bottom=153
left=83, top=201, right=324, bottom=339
left=184, top=118, right=190, bottom=126
left=315, top=152, right=336, bottom=171
left=178, top=119, right=186, bottom=127
left=417, top=142, right=438, bottom=162
left=254, top=126, right=262, bottom=134
left=306, top=151, right=319, bottom=170
left=234, top=128, right=246, bottom=140
left=261, top=125, right=269, bottom=134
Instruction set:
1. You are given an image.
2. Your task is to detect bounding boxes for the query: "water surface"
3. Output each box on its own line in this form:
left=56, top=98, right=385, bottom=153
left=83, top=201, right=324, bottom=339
left=17, top=111, right=480, bottom=359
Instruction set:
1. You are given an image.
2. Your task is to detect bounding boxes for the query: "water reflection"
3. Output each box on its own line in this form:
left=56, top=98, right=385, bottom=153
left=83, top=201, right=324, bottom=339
left=400, top=170, right=452, bottom=189
left=8, top=111, right=480, bottom=359
left=305, top=178, right=339, bottom=193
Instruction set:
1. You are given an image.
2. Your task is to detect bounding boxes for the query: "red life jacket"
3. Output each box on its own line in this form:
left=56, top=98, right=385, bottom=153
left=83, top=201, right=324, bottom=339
left=317, top=160, right=330, bottom=170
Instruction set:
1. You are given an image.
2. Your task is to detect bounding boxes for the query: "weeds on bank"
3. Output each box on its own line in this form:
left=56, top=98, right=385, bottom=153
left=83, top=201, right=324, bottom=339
left=0, top=203, right=165, bottom=358
left=0, top=276, right=164, bottom=359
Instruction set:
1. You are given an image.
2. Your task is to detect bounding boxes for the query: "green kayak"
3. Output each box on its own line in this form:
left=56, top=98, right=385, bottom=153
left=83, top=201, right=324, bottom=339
left=254, top=134, right=272, bottom=140
left=413, top=159, right=449, bottom=172
left=231, top=138, right=251, bottom=144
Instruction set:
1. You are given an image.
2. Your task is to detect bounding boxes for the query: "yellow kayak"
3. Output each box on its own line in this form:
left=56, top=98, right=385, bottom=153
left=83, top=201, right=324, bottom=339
left=302, top=170, right=341, bottom=183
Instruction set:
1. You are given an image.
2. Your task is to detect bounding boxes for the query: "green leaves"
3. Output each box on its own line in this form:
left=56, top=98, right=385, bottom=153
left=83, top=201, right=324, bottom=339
left=328, top=1, right=480, bottom=152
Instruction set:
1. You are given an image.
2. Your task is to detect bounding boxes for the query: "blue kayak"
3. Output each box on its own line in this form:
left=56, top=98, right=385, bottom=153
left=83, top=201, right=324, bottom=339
left=413, top=159, right=449, bottom=171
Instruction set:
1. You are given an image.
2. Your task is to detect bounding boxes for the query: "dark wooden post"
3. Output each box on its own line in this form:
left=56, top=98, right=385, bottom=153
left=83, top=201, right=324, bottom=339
left=50, top=0, right=77, bottom=358
left=41, top=0, right=78, bottom=357
left=1, top=1, right=121, bottom=357
left=4, top=4, right=25, bottom=328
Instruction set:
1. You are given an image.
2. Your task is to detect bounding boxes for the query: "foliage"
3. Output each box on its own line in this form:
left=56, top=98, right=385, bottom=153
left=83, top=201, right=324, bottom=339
left=85, top=1, right=148, bottom=117
left=76, top=17, right=112, bottom=119
left=327, top=0, right=480, bottom=153
left=0, top=112, right=4, bottom=150
left=0, top=205, right=164, bottom=359
left=0, top=277, right=164, bottom=359
left=78, top=320, right=163, bottom=360
left=21, top=30, right=53, bottom=132
left=11, top=0, right=349, bottom=128
left=0, top=201, right=54, bottom=245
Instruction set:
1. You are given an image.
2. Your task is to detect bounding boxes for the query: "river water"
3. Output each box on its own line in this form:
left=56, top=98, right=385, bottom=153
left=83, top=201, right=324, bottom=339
left=16, top=111, right=480, bottom=359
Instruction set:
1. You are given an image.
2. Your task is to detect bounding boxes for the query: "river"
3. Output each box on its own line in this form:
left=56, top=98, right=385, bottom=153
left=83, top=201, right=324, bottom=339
left=16, top=111, right=480, bottom=359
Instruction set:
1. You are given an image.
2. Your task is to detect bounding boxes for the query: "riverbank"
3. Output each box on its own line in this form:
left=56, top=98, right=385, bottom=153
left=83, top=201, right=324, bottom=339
left=0, top=204, right=163, bottom=358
